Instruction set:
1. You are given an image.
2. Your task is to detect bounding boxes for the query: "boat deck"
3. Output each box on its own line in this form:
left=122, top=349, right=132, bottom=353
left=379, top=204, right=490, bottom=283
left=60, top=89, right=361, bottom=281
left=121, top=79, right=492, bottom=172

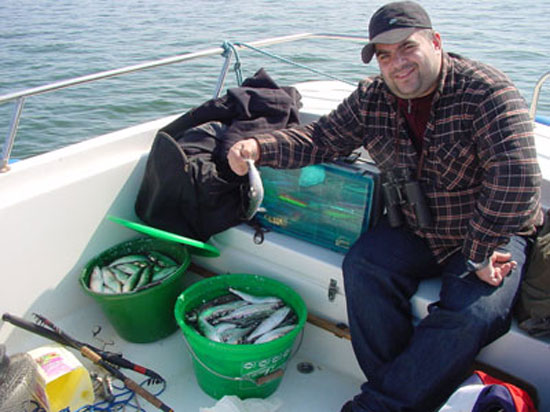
left=3, top=272, right=363, bottom=412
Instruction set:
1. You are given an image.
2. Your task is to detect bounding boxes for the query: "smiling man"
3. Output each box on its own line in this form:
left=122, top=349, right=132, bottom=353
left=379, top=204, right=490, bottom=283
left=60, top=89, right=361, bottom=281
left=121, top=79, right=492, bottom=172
left=227, top=2, right=542, bottom=411
left=363, top=4, right=441, bottom=100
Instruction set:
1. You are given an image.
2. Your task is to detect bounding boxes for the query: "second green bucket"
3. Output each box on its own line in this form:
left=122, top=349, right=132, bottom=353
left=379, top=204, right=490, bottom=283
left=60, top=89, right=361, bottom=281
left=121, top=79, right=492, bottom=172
left=174, top=273, right=307, bottom=400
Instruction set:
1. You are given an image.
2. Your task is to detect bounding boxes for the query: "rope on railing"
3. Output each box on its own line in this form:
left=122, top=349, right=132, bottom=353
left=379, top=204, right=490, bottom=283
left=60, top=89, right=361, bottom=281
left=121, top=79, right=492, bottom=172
left=221, top=41, right=244, bottom=86
left=222, top=41, right=355, bottom=86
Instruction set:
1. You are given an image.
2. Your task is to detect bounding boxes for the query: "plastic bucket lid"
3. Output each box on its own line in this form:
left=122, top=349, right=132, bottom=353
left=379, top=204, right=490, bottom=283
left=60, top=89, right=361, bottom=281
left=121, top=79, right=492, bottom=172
left=80, top=237, right=190, bottom=343
left=174, top=273, right=307, bottom=400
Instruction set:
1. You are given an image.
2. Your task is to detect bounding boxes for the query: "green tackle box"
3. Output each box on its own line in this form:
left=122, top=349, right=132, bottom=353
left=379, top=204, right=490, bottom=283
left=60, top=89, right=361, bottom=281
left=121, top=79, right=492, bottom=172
left=256, top=160, right=381, bottom=254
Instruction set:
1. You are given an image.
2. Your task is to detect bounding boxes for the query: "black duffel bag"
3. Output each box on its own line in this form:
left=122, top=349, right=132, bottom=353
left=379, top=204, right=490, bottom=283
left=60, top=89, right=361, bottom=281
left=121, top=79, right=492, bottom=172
left=135, top=68, right=302, bottom=241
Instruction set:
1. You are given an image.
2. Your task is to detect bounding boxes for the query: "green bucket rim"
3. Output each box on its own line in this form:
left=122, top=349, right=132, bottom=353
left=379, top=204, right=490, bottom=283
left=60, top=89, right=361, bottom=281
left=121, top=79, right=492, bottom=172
left=80, top=237, right=191, bottom=299
left=174, top=273, right=307, bottom=352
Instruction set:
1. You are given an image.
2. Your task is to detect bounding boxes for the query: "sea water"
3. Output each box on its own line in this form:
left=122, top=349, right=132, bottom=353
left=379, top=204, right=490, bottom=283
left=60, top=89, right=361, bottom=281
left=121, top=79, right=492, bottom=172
left=0, top=0, right=549, bottom=160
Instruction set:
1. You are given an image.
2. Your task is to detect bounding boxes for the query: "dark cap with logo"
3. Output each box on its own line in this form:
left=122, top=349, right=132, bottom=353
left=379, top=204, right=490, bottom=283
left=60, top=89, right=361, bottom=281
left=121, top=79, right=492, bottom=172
left=361, top=1, right=432, bottom=64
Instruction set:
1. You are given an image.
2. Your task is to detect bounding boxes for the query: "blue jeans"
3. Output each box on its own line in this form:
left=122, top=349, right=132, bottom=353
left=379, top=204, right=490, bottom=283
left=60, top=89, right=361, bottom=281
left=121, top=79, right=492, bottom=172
left=342, top=217, right=531, bottom=412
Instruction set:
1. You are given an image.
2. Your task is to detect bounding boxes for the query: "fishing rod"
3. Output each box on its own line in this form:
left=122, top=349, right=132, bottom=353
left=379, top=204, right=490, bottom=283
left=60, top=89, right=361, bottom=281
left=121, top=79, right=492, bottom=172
left=2, top=313, right=174, bottom=412
left=2, top=312, right=164, bottom=382
left=32, top=314, right=165, bottom=383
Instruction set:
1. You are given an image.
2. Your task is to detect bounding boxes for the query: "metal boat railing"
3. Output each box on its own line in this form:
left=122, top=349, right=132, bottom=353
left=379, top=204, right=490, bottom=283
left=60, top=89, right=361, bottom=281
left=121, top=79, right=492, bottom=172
left=2, top=33, right=548, bottom=173
left=0, top=33, right=367, bottom=173
left=529, top=71, right=550, bottom=121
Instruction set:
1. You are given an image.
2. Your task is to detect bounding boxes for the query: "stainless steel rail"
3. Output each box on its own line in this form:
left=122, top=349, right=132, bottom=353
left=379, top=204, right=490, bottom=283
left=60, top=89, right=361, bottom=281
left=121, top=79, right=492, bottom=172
left=0, top=33, right=367, bottom=172
left=529, top=71, right=550, bottom=121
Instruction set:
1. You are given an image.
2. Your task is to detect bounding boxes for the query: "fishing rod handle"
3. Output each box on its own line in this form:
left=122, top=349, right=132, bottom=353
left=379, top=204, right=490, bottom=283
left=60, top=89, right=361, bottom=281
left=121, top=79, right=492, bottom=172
left=123, top=378, right=174, bottom=412
left=80, top=345, right=102, bottom=363
left=80, top=346, right=173, bottom=412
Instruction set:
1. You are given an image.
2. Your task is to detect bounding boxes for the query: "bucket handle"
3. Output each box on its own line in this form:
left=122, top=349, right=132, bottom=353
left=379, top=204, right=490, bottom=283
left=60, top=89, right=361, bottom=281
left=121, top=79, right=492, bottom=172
left=183, top=328, right=304, bottom=386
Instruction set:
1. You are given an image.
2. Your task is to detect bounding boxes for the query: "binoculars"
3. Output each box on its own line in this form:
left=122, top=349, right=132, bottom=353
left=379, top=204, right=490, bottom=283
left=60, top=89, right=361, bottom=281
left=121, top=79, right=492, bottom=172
left=381, top=168, right=433, bottom=229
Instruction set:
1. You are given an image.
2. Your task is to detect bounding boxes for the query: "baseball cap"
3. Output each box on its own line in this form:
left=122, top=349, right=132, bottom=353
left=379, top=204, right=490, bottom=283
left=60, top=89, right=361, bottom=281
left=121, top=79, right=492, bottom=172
left=361, top=1, right=432, bottom=64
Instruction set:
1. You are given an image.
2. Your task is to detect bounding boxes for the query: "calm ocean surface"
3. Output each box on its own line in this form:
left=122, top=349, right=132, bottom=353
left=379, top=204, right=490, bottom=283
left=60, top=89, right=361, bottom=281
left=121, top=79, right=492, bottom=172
left=1, top=0, right=549, bottom=159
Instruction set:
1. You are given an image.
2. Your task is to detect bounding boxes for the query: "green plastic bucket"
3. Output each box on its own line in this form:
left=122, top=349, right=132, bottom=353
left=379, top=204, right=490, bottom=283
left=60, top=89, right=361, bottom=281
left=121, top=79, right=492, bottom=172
left=80, top=237, right=190, bottom=343
left=174, top=273, right=307, bottom=400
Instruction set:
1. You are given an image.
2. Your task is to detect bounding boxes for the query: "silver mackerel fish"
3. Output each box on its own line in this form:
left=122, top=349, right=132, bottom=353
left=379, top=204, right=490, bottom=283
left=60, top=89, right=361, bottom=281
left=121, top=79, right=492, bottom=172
left=187, top=287, right=297, bottom=344
left=244, top=159, right=264, bottom=220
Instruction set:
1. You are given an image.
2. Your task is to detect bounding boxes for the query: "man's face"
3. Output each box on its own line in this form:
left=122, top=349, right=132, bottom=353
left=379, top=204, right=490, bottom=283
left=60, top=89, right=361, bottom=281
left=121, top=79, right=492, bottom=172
left=375, top=29, right=442, bottom=99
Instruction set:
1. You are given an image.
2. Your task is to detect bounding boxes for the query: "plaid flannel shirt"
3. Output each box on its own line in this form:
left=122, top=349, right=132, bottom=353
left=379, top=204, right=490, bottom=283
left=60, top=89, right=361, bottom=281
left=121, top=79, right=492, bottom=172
left=255, top=52, right=543, bottom=263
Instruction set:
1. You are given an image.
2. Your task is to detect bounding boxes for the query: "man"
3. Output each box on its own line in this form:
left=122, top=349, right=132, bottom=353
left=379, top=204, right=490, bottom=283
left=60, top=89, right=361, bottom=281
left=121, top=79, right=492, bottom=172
left=227, top=1, right=543, bottom=411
